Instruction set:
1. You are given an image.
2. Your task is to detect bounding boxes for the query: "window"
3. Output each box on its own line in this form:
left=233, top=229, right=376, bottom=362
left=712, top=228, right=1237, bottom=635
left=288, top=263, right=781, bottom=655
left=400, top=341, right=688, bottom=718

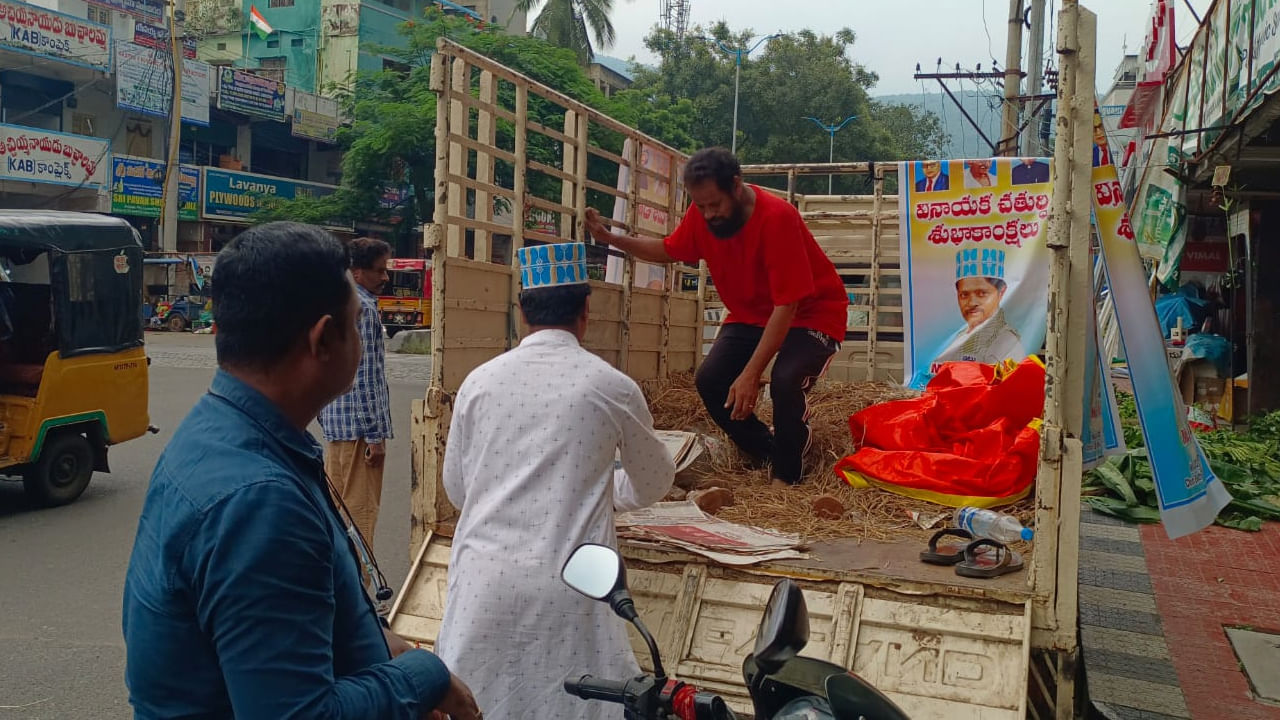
left=217, top=41, right=228, bottom=50
left=267, top=38, right=280, bottom=48
left=258, top=56, right=287, bottom=82
left=291, top=37, right=304, bottom=47
left=269, top=0, right=295, bottom=6
left=87, top=5, right=112, bottom=25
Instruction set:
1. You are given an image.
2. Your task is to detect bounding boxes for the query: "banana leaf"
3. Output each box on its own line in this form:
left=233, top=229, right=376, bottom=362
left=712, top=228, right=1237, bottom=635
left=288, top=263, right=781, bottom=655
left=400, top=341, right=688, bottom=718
left=1084, top=496, right=1162, bottom=523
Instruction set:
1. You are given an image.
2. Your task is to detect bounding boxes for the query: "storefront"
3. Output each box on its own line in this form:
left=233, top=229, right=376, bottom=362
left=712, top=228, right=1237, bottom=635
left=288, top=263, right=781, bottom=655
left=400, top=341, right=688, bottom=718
left=1124, top=0, right=1280, bottom=419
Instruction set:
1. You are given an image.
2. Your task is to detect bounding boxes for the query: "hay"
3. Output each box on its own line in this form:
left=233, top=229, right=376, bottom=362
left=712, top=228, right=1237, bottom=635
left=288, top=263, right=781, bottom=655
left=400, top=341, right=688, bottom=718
left=641, top=373, right=1037, bottom=544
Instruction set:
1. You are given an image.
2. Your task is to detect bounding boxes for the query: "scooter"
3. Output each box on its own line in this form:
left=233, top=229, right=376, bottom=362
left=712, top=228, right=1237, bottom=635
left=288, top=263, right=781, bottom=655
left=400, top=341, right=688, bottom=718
left=560, top=543, right=910, bottom=720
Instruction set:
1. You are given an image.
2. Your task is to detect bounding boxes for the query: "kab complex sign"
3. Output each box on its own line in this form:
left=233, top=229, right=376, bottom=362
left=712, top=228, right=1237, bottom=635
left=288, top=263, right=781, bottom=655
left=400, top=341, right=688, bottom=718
left=0, top=0, right=112, bottom=71
left=201, top=168, right=348, bottom=229
left=0, top=124, right=108, bottom=189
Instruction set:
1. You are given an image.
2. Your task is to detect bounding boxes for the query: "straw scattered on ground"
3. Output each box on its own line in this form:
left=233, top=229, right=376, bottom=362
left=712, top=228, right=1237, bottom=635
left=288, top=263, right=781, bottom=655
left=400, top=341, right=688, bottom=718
left=642, top=373, right=1036, bottom=544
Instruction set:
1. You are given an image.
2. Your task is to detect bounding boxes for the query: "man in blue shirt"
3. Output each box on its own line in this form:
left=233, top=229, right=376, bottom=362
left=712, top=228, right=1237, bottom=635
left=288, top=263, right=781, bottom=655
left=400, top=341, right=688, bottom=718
left=122, top=222, right=479, bottom=720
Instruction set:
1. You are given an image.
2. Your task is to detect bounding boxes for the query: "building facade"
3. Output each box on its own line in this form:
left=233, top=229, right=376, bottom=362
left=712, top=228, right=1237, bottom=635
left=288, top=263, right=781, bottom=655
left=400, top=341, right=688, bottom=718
left=189, top=0, right=527, bottom=94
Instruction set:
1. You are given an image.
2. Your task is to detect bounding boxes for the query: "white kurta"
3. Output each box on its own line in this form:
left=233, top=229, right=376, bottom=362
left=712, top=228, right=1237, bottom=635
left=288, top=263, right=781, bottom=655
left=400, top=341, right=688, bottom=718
left=435, top=329, right=676, bottom=720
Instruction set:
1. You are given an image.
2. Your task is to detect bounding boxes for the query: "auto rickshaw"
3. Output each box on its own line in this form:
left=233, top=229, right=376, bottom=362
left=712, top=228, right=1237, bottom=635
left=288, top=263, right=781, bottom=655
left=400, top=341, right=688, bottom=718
left=0, top=212, right=154, bottom=506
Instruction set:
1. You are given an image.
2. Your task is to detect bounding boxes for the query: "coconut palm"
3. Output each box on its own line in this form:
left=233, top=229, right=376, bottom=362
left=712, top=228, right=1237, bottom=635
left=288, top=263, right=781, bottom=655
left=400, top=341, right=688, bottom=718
left=515, top=0, right=617, bottom=65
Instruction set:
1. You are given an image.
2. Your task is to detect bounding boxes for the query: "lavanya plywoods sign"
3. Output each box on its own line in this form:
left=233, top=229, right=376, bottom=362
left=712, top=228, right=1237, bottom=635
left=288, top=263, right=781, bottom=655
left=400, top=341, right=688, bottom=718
left=0, top=123, right=109, bottom=189
left=201, top=168, right=349, bottom=229
left=0, top=0, right=112, bottom=72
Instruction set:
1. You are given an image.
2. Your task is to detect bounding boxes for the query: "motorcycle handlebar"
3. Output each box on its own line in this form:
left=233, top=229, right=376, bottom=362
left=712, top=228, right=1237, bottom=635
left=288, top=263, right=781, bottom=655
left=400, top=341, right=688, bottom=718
left=564, top=675, right=630, bottom=704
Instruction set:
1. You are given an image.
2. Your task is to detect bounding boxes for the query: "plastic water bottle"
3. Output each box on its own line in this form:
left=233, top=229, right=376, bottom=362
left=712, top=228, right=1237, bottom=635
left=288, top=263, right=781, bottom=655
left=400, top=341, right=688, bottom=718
left=954, top=507, right=1034, bottom=542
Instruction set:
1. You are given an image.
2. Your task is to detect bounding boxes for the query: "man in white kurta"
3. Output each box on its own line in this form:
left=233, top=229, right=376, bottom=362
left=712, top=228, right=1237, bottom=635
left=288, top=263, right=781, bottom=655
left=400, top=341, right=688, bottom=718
left=435, top=242, right=676, bottom=720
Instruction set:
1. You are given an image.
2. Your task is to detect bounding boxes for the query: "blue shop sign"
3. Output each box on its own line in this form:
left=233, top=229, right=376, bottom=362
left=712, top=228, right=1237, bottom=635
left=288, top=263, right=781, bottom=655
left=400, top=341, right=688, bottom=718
left=201, top=168, right=350, bottom=229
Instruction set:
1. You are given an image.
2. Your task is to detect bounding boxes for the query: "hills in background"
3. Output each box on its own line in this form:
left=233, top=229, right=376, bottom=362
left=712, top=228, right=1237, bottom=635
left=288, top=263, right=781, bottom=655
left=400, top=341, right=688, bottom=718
left=875, top=90, right=1010, bottom=159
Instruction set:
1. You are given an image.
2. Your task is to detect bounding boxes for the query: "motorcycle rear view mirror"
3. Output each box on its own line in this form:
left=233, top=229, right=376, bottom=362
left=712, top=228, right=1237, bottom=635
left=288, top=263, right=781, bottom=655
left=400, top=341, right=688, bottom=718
left=561, top=543, right=668, bottom=681
left=752, top=579, right=809, bottom=677
left=562, top=543, right=625, bottom=601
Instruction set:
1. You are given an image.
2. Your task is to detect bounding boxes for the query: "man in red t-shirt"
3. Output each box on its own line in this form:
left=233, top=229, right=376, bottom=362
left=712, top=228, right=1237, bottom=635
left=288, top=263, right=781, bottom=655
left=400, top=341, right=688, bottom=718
left=585, top=148, right=848, bottom=485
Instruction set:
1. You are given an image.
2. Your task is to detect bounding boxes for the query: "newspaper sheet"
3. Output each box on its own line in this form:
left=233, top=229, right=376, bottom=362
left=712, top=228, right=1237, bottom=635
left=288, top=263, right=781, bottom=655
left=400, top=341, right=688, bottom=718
left=616, top=502, right=808, bottom=565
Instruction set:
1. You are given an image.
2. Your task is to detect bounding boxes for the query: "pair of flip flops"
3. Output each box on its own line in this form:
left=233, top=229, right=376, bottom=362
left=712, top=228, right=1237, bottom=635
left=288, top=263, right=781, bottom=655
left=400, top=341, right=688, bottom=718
left=919, top=528, right=1024, bottom=579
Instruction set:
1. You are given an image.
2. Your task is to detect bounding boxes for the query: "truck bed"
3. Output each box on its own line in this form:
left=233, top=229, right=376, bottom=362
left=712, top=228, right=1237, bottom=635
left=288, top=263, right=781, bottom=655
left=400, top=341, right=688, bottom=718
left=390, top=531, right=1035, bottom=719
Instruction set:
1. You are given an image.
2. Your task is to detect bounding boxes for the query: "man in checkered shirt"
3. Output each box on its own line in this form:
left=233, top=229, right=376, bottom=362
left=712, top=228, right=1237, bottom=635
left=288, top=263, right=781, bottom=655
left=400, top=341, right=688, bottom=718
left=320, top=237, right=393, bottom=551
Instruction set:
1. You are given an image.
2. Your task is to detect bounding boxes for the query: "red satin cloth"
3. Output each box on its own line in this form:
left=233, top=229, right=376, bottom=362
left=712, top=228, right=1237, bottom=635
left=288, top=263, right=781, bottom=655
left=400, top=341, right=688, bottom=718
left=834, top=359, right=1046, bottom=505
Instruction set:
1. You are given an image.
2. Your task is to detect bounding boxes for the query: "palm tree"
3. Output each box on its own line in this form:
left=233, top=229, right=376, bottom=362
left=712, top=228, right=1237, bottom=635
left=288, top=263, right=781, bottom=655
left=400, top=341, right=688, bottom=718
left=516, top=0, right=617, bottom=65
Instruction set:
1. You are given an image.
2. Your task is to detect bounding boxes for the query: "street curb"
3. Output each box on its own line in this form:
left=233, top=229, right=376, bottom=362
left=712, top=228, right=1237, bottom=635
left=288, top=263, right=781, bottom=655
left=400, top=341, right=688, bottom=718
left=388, top=329, right=432, bottom=355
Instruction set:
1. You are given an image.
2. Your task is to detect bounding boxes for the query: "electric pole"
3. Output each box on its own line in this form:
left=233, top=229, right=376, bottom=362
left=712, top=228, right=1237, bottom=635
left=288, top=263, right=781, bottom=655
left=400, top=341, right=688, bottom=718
left=160, top=0, right=185, bottom=254
left=1022, top=0, right=1047, bottom=155
left=1000, top=0, right=1024, bottom=156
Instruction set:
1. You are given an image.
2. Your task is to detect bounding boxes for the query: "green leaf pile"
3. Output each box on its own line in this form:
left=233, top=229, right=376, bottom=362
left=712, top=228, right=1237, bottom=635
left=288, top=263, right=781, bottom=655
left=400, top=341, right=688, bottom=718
left=1083, top=396, right=1280, bottom=531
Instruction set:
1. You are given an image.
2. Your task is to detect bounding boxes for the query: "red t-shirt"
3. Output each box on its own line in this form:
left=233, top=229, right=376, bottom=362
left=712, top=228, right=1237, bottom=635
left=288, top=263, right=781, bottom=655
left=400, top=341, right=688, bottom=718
left=664, top=186, right=848, bottom=341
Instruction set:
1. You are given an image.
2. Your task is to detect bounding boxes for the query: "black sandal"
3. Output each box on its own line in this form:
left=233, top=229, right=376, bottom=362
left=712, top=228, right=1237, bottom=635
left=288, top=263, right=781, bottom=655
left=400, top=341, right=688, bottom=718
left=955, top=538, right=1025, bottom=579
left=919, top=528, right=975, bottom=565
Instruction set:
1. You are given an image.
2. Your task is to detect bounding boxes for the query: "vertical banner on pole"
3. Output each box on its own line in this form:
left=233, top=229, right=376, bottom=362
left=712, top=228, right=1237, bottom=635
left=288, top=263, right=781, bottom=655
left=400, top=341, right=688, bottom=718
left=1091, top=151, right=1231, bottom=538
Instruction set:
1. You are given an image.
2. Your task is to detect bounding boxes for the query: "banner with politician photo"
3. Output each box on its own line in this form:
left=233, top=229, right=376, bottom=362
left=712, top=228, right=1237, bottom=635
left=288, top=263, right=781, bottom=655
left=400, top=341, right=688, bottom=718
left=898, top=158, right=1053, bottom=389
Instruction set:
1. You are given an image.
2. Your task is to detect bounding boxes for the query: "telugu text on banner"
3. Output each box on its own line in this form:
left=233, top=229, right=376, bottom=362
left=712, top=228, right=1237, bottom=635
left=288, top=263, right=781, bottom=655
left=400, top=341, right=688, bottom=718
left=898, top=158, right=1053, bottom=389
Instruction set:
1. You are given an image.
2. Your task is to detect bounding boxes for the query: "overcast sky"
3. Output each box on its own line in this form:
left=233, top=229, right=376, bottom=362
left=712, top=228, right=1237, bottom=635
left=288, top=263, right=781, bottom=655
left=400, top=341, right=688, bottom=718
left=586, top=0, right=1213, bottom=96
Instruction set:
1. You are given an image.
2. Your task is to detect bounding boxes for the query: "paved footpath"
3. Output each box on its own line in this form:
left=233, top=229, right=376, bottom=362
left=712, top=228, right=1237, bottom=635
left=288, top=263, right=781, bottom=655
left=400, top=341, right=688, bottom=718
left=1142, top=521, right=1280, bottom=720
left=1081, top=505, right=1280, bottom=719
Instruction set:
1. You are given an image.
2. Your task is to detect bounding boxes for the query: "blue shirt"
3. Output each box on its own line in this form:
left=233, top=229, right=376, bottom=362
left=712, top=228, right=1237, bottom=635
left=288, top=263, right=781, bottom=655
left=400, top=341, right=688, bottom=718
left=123, top=370, right=449, bottom=719
left=320, top=285, right=394, bottom=443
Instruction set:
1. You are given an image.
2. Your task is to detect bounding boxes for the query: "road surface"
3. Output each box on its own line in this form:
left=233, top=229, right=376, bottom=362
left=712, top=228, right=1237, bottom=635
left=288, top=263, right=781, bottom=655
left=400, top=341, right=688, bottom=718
left=0, top=333, right=430, bottom=718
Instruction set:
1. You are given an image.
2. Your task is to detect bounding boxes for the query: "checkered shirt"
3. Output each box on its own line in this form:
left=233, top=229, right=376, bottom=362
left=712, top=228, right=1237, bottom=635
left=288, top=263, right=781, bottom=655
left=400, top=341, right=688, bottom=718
left=319, top=285, right=393, bottom=443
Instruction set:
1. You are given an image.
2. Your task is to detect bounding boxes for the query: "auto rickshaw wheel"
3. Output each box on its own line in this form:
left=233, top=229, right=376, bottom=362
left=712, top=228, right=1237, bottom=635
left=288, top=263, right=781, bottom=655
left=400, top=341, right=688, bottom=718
left=23, top=432, right=94, bottom=507
left=167, top=314, right=188, bottom=332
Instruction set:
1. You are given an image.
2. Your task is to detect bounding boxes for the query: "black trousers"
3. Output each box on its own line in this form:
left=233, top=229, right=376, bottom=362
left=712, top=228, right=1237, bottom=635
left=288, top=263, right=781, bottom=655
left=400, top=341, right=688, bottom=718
left=696, top=323, right=839, bottom=483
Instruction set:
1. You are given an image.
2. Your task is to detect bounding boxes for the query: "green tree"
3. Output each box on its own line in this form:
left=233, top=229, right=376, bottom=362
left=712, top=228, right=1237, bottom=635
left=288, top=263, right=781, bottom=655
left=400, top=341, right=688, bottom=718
left=515, top=0, right=617, bottom=64
left=254, top=8, right=695, bottom=253
left=629, top=23, right=949, bottom=194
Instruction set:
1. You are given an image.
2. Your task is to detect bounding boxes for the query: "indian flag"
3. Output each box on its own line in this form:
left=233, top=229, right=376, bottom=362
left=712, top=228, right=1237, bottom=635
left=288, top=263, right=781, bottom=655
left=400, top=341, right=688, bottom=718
left=249, top=6, right=274, bottom=39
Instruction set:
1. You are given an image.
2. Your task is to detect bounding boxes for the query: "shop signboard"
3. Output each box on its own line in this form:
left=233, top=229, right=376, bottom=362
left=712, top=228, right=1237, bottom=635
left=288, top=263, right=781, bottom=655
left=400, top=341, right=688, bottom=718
left=218, top=67, right=286, bottom=121
left=110, top=155, right=199, bottom=221
left=0, top=0, right=112, bottom=71
left=86, top=0, right=164, bottom=22
left=201, top=168, right=350, bottom=229
left=133, top=21, right=197, bottom=59
left=0, top=123, right=108, bottom=189
left=291, top=108, right=340, bottom=143
left=115, top=41, right=211, bottom=126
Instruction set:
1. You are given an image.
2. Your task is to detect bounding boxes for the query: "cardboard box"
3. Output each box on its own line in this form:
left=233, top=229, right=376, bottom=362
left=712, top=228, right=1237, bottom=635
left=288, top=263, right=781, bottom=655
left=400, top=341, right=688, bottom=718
left=1178, top=358, right=1232, bottom=426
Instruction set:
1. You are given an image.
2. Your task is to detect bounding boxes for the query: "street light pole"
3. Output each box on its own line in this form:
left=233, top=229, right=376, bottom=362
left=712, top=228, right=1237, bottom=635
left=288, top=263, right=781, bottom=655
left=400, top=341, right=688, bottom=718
left=731, top=57, right=741, bottom=154
left=802, top=115, right=857, bottom=194
left=700, top=34, right=780, bottom=154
